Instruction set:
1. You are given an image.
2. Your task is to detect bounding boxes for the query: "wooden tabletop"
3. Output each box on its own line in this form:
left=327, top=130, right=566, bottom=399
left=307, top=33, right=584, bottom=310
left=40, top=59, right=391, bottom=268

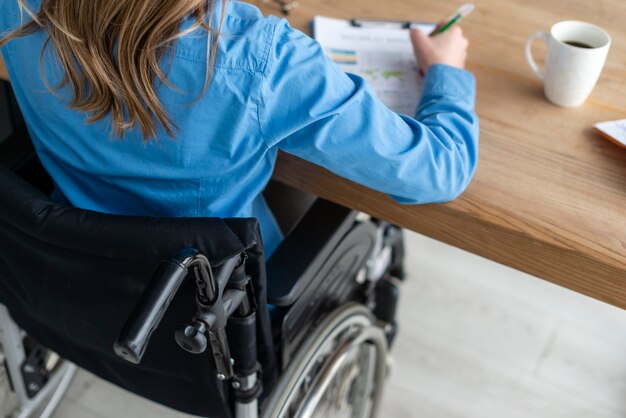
left=256, top=0, right=626, bottom=309
left=0, top=55, right=7, bottom=81
left=2, top=1, right=626, bottom=310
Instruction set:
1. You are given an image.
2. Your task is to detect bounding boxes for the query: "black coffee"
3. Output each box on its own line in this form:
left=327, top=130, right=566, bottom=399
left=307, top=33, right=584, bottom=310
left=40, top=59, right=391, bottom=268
left=564, top=40, right=594, bottom=49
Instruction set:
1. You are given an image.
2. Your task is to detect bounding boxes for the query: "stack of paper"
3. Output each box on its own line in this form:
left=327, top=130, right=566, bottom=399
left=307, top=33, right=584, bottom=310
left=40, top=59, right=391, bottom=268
left=594, top=119, right=626, bottom=149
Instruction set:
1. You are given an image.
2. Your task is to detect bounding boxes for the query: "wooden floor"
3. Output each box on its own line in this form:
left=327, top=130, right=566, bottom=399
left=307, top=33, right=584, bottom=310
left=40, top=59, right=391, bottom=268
left=53, top=232, right=626, bottom=418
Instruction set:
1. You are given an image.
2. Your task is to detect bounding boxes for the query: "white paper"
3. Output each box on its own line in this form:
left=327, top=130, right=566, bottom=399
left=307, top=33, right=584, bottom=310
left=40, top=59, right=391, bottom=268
left=594, top=119, right=626, bottom=147
left=313, top=16, right=436, bottom=116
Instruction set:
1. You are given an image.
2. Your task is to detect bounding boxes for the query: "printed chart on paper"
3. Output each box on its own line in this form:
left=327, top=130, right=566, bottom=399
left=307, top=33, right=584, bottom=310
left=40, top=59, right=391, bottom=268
left=314, top=16, right=435, bottom=116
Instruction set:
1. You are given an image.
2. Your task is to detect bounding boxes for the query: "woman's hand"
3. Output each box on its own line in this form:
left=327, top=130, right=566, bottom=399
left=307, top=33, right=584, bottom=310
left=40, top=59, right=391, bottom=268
left=410, top=26, right=469, bottom=73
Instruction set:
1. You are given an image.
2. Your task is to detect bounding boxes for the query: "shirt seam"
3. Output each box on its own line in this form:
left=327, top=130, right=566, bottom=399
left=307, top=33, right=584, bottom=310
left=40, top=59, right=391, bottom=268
left=260, top=16, right=278, bottom=76
left=256, top=16, right=279, bottom=149
left=173, top=49, right=261, bottom=72
left=171, top=1, right=268, bottom=71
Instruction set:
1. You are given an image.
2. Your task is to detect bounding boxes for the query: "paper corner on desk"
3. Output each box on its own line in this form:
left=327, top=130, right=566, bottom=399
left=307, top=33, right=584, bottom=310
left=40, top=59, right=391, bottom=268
left=593, top=118, right=626, bottom=149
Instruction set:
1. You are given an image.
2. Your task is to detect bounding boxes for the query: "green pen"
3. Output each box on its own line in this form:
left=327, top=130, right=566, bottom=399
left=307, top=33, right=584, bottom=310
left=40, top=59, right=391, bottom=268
left=430, top=3, right=475, bottom=36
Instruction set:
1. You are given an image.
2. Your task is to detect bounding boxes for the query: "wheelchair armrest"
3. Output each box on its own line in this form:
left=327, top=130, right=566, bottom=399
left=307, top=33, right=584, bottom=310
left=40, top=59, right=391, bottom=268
left=266, top=198, right=357, bottom=306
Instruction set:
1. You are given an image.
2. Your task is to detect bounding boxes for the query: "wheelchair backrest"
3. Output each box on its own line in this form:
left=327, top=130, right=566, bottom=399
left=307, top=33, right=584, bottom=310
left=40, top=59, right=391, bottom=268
left=0, top=163, right=275, bottom=417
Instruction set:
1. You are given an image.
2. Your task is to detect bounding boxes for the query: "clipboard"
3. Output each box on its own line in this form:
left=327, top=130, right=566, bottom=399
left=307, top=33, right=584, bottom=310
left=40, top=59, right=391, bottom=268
left=311, top=16, right=436, bottom=116
left=311, top=17, right=434, bottom=37
left=350, top=18, right=435, bottom=30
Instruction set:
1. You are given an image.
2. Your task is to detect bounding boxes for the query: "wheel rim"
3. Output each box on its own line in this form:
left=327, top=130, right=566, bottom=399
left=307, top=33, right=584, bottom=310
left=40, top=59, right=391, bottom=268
left=262, top=304, right=387, bottom=418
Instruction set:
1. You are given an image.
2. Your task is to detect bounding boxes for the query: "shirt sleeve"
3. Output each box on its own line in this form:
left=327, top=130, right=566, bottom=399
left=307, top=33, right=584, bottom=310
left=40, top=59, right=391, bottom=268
left=259, top=18, right=479, bottom=204
left=0, top=0, right=25, bottom=34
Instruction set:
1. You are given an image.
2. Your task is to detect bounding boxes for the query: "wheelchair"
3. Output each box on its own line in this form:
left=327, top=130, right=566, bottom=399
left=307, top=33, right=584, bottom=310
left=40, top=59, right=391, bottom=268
left=0, top=127, right=405, bottom=418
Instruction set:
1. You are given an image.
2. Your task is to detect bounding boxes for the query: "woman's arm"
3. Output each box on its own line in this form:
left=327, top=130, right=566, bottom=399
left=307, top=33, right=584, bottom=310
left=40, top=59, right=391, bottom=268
left=259, top=19, right=479, bottom=204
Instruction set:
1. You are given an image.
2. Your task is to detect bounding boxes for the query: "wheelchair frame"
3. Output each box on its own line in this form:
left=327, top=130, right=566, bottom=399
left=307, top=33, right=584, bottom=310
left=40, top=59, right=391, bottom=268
left=110, top=210, right=401, bottom=418
left=1, top=216, right=402, bottom=418
left=0, top=305, right=77, bottom=418
left=0, top=131, right=405, bottom=417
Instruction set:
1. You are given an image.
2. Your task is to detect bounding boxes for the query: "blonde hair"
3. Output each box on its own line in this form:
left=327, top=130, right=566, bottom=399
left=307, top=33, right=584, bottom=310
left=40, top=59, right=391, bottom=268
left=0, top=0, right=227, bottom=140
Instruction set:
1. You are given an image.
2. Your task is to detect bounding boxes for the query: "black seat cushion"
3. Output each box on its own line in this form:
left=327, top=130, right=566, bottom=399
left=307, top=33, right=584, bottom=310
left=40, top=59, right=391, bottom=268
left=0, top=164, right=276, bottom=417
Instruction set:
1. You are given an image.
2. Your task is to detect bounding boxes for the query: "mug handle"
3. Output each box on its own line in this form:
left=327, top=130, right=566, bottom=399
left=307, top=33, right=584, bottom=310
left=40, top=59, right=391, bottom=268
left=525, top=31, right=549, bottom=81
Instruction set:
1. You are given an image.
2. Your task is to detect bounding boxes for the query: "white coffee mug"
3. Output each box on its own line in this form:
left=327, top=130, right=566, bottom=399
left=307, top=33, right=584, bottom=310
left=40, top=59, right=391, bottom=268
left=525, top=21, right=611, bottom=107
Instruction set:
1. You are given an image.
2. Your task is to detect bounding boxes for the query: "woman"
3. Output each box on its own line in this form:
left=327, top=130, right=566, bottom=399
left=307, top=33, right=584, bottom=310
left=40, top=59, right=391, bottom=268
left=0, top=0, right=478, bottom=256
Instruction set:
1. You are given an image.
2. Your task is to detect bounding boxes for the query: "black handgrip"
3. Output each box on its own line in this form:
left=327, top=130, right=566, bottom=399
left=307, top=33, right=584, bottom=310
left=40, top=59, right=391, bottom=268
left=114, top=260, right=188, bottom=364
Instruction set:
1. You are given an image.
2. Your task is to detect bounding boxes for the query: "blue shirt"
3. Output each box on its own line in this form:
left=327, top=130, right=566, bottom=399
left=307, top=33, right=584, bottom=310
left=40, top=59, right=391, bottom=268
left=0, top=0, right=479, bottom=256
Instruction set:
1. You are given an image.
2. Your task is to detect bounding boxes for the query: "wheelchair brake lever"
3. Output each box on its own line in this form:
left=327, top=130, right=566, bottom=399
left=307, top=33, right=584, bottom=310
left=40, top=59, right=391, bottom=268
left=114, top=247, right=247, bottom=382
left=175, top=256, right=243, bottom=380
left=193, top=261, right=217, bottom=306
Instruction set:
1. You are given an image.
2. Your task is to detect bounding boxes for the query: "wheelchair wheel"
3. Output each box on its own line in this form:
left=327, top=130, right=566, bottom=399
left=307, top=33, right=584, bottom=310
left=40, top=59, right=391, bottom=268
left=262, top=304, right=387, bottom=418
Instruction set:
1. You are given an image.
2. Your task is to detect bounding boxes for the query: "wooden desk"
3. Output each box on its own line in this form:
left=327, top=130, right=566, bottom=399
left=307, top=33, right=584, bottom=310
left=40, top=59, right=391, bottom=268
left=256, top=0, right=626, bottom=309
left=1, top=1, right=626, bottom=309
left=0, top=55, right=7, bottom=81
